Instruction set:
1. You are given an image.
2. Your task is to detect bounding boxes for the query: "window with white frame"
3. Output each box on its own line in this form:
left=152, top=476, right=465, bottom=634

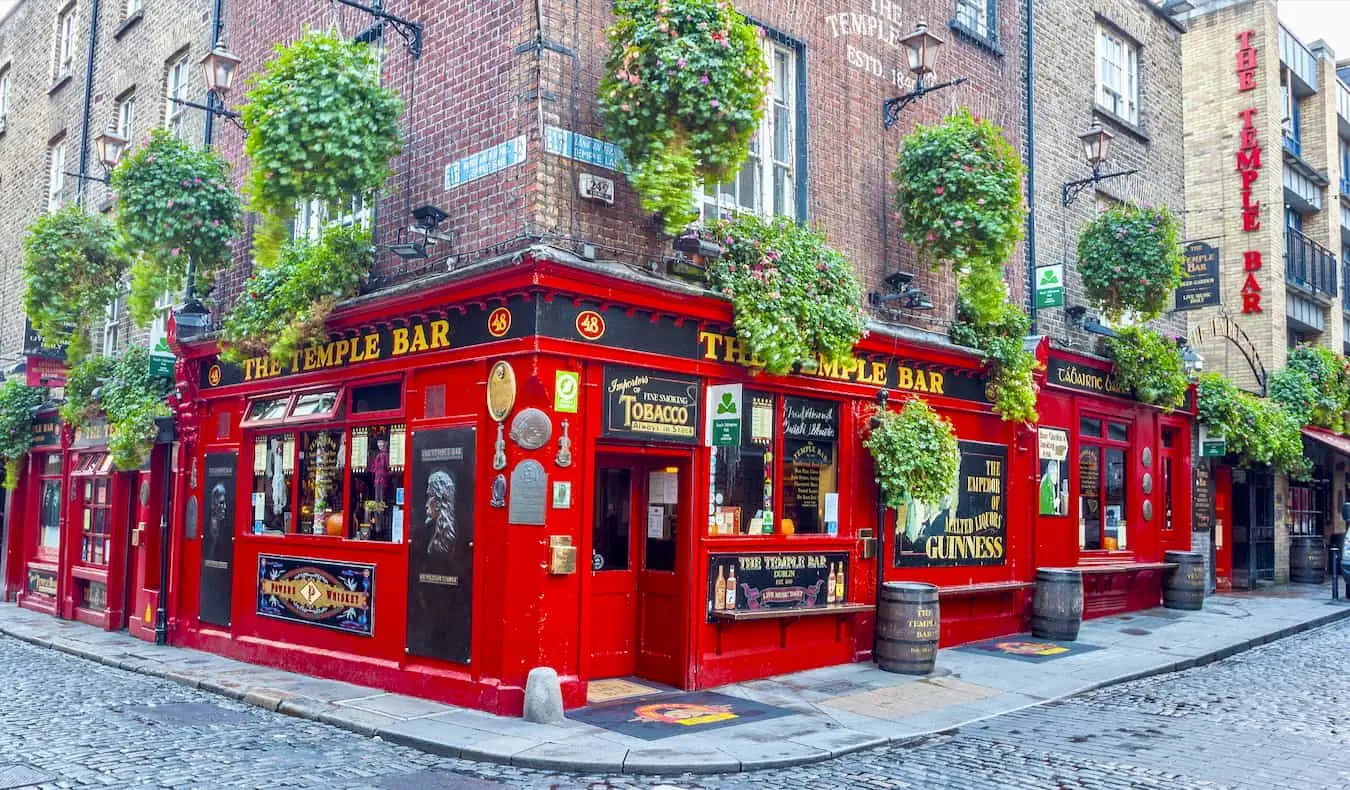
left=954, top=0, right=994, bottom=42
left=54, top=3, right=76, bottom=80
left=0, top=67, right=10, bottom=131
left=102, top=292, right=125, bottom=355
left=148, top=288, right=175, bottom=355
left=116, top=92, right=135, bottom=141
left=164, top=52, right=189, bottom=138
left=125, top=0, right=142, bottom=17
left=47, top=140, right=66, bottom=212
left=700, top=38, right=801, bottom=222
left=292, top=193, right=373, bottom=242
left=1095, top=24, right=1138, bottom=125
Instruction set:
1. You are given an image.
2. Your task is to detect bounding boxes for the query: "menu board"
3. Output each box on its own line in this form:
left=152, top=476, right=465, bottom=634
left=707, top=552, right=849, bottom=616
left=1193, top=461, right=1212, bottom=532
left=894, top=442, right=1008, bottom=567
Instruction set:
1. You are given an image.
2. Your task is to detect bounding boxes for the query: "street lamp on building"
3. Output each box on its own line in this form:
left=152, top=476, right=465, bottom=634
left=200, top=40, right=243, bottom=98
left=1061, top=121, right=1139, bottom=206
left=64, top=124, right=128, bottom=185
left=881, top=22, right=969, bottom=129
left=1181, top=345, right=1205, bottom=378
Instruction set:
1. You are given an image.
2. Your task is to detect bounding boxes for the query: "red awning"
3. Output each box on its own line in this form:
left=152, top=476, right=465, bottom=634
left=1302, top=426, right=1350, bottom=456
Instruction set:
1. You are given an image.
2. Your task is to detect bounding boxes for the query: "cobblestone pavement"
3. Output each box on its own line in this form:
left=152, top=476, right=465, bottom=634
left=5, top=619, right=1350, bottom=789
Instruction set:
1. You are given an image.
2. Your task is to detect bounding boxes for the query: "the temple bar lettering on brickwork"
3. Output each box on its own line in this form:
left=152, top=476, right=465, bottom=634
left=1235, top=29, right=1263, bottom=314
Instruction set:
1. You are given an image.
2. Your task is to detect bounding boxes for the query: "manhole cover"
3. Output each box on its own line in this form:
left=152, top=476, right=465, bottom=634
left=0, top=764, right=56, bottom=789
left=1120, top=627, right=1151, bottom=636
left=122, top=702, right=252, bottom=727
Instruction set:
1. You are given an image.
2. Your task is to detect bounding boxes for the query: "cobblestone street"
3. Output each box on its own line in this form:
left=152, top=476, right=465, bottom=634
left=4, top=618, right=1350, bottom=789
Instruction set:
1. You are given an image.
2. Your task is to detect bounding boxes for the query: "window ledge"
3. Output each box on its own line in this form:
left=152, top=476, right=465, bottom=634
left=113, top=9, right=143, bottom=40
left=1092, top=105, right=1149, bottom=143
left=48, top=72, right=73, bottom=96
left=948, top=19, right=1002, bottom=56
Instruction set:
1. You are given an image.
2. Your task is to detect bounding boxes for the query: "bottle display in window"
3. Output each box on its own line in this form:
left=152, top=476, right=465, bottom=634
left=348, top=424, right=406, bottom=541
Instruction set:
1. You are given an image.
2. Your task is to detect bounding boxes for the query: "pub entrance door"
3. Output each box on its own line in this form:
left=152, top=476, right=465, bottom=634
left=1231, top=467, right=1275, bottom=589
left=588, top=453, right=688, bottom=687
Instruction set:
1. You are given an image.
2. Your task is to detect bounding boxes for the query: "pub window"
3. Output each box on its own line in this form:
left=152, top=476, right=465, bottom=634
left=1080, top=416, right=1128, bottom=551
left=289, top=389, right=343, bottom=423
left=298, top=429, right=345, bottom=535
left=242, top=396, right=290, bottom=428
left=593, top=468, right=632, bottom=570
left=38, top=453, right=63, bottom=550
left=781, top=397, right=839, bottom=535
left=711, top=391, right=776, bottom=535
left=347, top=424, right=406, bottom=541
left=252, top=434, right=296, bottom=533
left=351, top=381, right=402, bottom=414
left=1161, top=427, right=1175, bottom=531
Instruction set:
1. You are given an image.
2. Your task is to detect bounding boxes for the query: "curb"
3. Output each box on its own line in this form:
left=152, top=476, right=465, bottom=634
left=4, top=601, right=1350, bottom=776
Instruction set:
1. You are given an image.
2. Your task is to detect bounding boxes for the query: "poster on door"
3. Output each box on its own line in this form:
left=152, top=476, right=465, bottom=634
left=406, top=427, right=476, bottom=664
left=200, top=451, right=238, bottom=627
left=1038, top=428, right=1070, bottom=516
left=894, top=442, right=1007, bottom=567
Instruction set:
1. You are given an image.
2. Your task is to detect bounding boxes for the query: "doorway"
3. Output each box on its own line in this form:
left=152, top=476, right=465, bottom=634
left=589, top=454, right=688, bottom=687
left=1231, top=467, right=1275, bottom=589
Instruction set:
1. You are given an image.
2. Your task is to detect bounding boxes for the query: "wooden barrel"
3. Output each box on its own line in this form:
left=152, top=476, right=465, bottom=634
left=1289, top=537, right=1326, bottom=584
left=1162, top=550, right=1206, bottom=610
left=875, top=582, right=939, bottom=675
left=1031, top=568, right=1082, bottom=641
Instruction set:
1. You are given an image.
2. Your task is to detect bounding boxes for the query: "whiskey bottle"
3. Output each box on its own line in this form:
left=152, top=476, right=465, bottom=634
left=835, top=563, right=845, bottom=603
left=714, top=566, right=726, bottom=611
left=725, top=565, right=737, bottom=610
left=827, top=563, right=837, bottom=604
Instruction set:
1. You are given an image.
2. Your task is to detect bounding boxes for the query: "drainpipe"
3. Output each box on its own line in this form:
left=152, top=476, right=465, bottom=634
left=74, top=0, right=102, bottom=207
left=1023, top=0, right=1037, bottom=333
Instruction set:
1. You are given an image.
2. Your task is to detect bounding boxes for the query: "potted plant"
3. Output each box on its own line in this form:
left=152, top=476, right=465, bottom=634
left=1103, top=327, right=1189, bottom=409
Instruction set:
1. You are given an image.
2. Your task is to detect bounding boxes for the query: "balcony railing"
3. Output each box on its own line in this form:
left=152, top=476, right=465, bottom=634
left=1343, top=262, right=1350, bottom=311
left=1341, top=177, right=1350, bottom=200
left=1286, top=228, right=1338, bottom=297
left=1280, top=24, right=1318, bottom=93
left=1284, top=132, right=1302, bottom=157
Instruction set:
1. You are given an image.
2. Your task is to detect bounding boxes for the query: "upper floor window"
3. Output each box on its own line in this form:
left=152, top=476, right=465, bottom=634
left=953, top=0, right=994, bottom=44
left=47, top=140, right=66, bottom=212
left=1096, top=24, right=1138, bottom=125
left=701, top=35, right=803, bottom=223
left=1281, top=70, right=1301, bottom=154
left=103, top=291, right=125, bottom=355
left=164, top=52, right=189, bottom=138
left=116, top=91, right=136, bottom=141
left=54, top=3, right=77, bottom=80
left=125, top=0, right=142, bottom=17
left=293, top=193, right=373, bottom=242
left=0, top=67, right=10, bottom=131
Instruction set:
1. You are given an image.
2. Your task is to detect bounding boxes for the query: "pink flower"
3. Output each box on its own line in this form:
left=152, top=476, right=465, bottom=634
left=166, top=200, right=174, bottom=208
left=710, top=99, right=720, bottom=108
left=677, top=58, right=687, bottom=68
left=926, top=232, right=937, bottom=242
left=620, top=103, right=630, bottom=112
left=935, top=186, right=944, bottom=196
left=212, top=219, right=220, bottom=226
left=170, top=247, right=181, bottom=256
left=954, top=220, right=964, bottom=227
left=701, top=74, right=710, bottom=84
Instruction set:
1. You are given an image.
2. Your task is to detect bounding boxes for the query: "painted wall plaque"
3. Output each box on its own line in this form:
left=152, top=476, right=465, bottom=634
left=509, top=407, right=553, bottom=450
left=200, top=451, right=238, bottom=627
left=487, top=360, right=517, bottom=422
left=407, top=426, right=477, bottom=663
left=707, top=552, right=849, bottom=618
left=894, top=441, right=1008, bottom=567
left=508, top=459, right=548, bottom=525
left=185, top=495, right=199, bottom=540
left=257, top=555, right=374, bottom=636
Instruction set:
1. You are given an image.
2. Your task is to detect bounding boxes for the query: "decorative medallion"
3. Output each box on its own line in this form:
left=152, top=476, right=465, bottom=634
left=1142, top=500, right=1154, bottom=522
left=490, top=473, right=507, bottom=509
left=140, top=480, right=151, bottom=506
left=486, top=360, right=517, bottom=422
left=576, top=310, right=606, bottom=341
left=487, top=306, right=512, bottom=338
left=1141, top=447, right=1152, bottom=468
left=185, top=495, right=200, bottom=540
left=510, top=408, right=553, bottom=450
left=1142, top=472, right=1153, bottom=495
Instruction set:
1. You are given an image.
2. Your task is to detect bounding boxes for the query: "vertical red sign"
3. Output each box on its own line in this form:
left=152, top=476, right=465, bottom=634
left=1234, top=30, right=1262, bottom=314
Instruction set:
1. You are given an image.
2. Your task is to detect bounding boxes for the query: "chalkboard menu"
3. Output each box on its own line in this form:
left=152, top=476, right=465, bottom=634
left=707, top=552, right=849, bottom=617
left=1193, top=461, right=1212, bottom=532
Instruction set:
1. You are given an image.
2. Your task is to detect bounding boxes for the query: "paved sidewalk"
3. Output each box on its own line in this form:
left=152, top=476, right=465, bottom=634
left=1, top=587, right=1346, bottom=775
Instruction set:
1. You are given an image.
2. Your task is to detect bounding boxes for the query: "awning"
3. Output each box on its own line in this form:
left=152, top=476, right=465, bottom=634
left=1302, top=426, right=1350, bottom=456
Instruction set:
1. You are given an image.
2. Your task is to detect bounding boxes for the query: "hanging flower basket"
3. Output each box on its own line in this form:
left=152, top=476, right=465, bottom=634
left=1077, top=203, right=1183, bottom=322
left=0, top=381, right=44, bottom=489
left=864, top=398, right=960, bottom=510
left=598, top=0, right=768, bottom=233
left=1103, top=327, right=1188, bottom=409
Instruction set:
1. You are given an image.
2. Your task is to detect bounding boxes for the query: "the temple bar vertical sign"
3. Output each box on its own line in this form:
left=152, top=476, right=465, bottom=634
left=1234, top=29, right=1264, bottom=314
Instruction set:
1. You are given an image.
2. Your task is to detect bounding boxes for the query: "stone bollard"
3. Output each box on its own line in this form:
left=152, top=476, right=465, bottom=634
left=522, top=666, right=565, bottom=724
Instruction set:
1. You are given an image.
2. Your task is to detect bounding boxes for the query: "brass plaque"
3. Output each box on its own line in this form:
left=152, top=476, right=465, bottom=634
left=487, top=361, right=517, bottom=422
left=549, top=535, right=576, bottom=574
left=509, top=408, right=552, bottom=450
left=508, top=460, right=547, bottom=525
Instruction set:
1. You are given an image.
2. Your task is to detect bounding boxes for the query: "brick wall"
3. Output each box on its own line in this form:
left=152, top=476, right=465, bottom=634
left=1029, top=0, right=1187, bottom=355
left=0, top=0, right=214, bottom=366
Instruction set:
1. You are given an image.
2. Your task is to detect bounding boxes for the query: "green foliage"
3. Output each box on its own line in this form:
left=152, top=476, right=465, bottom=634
left=1076, top=203, right=1183, bottom=322
left=1276, top=345, right=1350, bottom=432
left=864, top=398, right=960, bottom=509
left=598, top=0, right=768, bottom=233
left=240, top=30, right=402, bottom=267
left=21, top=206, right=129, bottom=363
left=949, top=266, right=1040, bottom=423
left=705, top=214, right=865, bottom=376
left=60, top=355, right=115, bottom=428
left=893, top=109, right=1025, bottom=271
left=97, top=347, right=171, bottom=470
left=1103, top=327, right=1189, bottom=409
left=111, top=129, right=241, bottom=324
left=221, top=225, right=374, bottom=364
left=0, top=381, right=44, bottom=490
left=1197, top=373, right=1309, bottom=478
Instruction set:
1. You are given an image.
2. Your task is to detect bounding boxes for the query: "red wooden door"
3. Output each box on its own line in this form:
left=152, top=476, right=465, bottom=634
left=1157, top=419, right=1191, bottom=555
left=1213, top=465, right=1233, bottom=590
left=587, top=456, right=688, bottom=686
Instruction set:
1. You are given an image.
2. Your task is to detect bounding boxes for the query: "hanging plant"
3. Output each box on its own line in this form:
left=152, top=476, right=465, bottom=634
left=893, top=109, right=1025, bottom=270
left=1270, top=344, right=1350, bottom=432
left=221, top=224, right=374, bottom=364
left=0, top=381, right=44, bottom=490
left=21, top=206, right=129, bottom=363
left=1103, top=327, right=1189, bottom=409
left=60, top=355, right=115, bottom=428
left=705, top=214, right=866, bottom=375
left=1197, top=373, right=1308, bottom=478
left=1077, top=203, right=1183, bottom=322
left=111, top=129, right=241, bottom=324
left=240, top=30, right=403, bottom=267
left=98, top=347, right=171, bottom=470
left=948, top=264, right=1040, bottom=423
left=864, top=398, right=960, bottom=509
left=598, top=0, right=769, bottom=233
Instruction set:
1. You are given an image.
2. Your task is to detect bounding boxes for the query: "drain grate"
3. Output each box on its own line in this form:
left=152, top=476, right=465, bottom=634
left=0, top=764, right=56, bottom=789
left=1120, top=627, right=1152, bottom=636
left=122, top=701, right=253, bottom=727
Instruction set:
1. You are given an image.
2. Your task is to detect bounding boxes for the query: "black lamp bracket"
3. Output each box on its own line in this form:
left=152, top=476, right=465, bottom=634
left=1061, top=165, right=1138, bottom=207
left=171, top=96, right=245, bottom=131
left=336, top=0, right=424, bottom=59
left=883, top=76, right=968, bottom=130
left=64, top=169, right=110, bottom=185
